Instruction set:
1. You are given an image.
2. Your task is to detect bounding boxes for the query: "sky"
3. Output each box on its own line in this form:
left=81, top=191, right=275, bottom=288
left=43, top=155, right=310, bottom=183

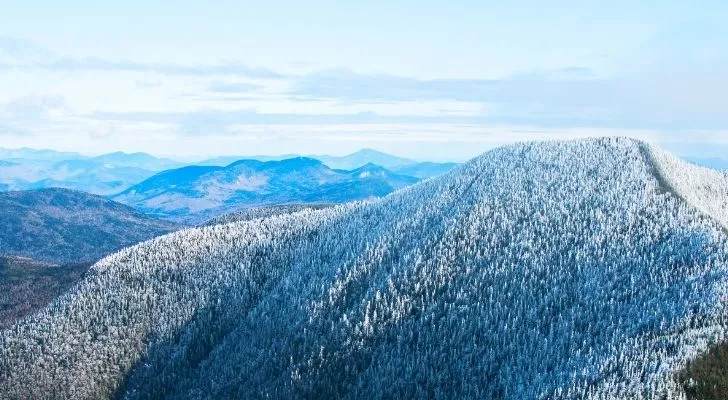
left=0, top=0, right=727, bottom=161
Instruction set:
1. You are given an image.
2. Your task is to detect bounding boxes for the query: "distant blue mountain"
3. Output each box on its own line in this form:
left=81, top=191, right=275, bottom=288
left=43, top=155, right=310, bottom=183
left=314, top=148, right=415, bottom=170
left=199, top=149, right=414, bottom=170
left=0, top=148, right=85, bottom=165
left=113, top=157, right=419, bottom=222
left=0, top=158, right=157, bottom=195
left=198, top=149, right=455, bottom=178
left=90, top=151, right=182, bottom=171
left=31, top=159, right=157, bottom=195
left=198, top=154, right=298, bottom=166
left=1, top=148, right=455, bottom=197
left=0, top=150, right=182, bottom=194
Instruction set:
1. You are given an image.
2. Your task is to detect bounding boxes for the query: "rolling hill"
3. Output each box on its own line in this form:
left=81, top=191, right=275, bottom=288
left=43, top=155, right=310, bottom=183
left=2, top=138, right=728, bottom=399
left=0, top=188, right=179, bottom=263
left=112, top=157, right=419, bottom=222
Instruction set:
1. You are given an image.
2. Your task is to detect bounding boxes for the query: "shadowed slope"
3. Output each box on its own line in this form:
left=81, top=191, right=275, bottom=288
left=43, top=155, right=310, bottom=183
left=0, top=188, right=179, bottom=263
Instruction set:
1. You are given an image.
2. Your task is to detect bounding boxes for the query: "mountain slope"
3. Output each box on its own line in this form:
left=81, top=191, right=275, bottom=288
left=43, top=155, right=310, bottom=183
left=202, top=203, right=334, bottom=226
left=0, top=256, right=90, bottom=329
left=0, top=188, right=179, bottom=263
left=648, top=146, right=728, bottom=230
left=2, top=138, right=728, bottom=399
left=113, top=158, right=418, bottom=221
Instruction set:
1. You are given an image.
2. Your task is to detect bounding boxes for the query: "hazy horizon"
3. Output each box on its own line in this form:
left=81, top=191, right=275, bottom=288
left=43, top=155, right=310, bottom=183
left=1, top=1, right=727, bottom=159
left=1, top=136, right=728, bottom=164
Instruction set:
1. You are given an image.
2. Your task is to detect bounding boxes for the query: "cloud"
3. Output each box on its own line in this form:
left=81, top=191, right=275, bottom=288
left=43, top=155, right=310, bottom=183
left=88, top=124, right=115, bottom=139
left=4, top=95, right=65, bottom=120
left=135, top=80, right=163, bottom=88
left=0, top=36, right=286, bottom=79
left=287, top=67, right=728, bottom=131
left=0, top=96, right=66, bottom=137
left=91, top=109, right=423, bottom=128
left=0, top=121, right=31, bottom=136
left=0, top=57, right=286, bottom=79
left=288, top=67, right=607, bottom=103
left=85, top=108, right=635, bottom=135
left=207, top=81, right=264, bottom=93
left=0, top=36, right=56, bottom=63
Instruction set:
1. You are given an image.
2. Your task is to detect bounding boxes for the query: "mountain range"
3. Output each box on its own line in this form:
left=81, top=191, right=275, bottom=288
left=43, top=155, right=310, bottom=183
left=0, top=148, right=456, bottom=196
left=199, top=148, right=456, bottom=177
left=0, top=150, right=181, bottom=195
left=3, top=138, right=728, bottom=398
left=112, top=158, right=419, bottom=222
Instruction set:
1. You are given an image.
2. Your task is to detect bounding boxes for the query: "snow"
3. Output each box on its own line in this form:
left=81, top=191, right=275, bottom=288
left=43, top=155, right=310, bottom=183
left=648, top=143, right=728, bottom=231
left=1, top=137, right=728, bottom=399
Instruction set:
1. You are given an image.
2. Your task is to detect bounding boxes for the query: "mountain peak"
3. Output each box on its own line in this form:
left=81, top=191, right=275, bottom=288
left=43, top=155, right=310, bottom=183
left=276, top=156, right=324, bottom=167
left=349, top=148, right=388, bottom=156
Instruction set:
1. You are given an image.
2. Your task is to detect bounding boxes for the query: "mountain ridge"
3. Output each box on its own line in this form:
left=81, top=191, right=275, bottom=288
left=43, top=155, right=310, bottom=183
left=112, top=157, right=418, bottom=222
left=2, top=138, right=728, bottom=399
left=0, top=188, right=179, bottom=263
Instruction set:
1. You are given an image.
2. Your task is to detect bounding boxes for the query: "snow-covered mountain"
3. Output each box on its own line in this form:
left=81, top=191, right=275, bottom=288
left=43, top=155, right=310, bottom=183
left=2, top=138, right=728, bottom=399
left=112, top=157, right=419, bottom=222
left=202, top=203, right=334, bottom=226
